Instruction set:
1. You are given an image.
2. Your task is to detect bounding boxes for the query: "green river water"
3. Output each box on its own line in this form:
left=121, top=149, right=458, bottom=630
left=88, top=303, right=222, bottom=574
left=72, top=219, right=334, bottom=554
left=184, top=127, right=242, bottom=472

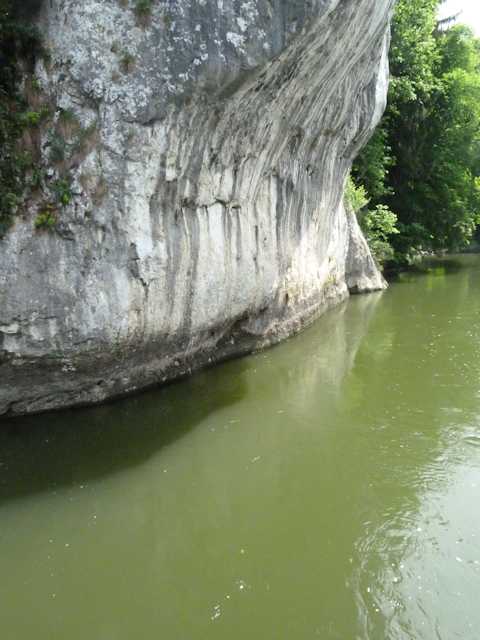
left=1, top=255, right=480, bottom=640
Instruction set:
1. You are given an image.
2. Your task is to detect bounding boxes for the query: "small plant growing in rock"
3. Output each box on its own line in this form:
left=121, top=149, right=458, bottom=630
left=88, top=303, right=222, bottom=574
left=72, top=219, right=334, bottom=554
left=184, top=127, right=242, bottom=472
left=72, top=122, right=98, bottom=155
left=34, top=204, right=57, bottom=230
left=30, top=166, right=44, bottom=190
left=21, top=110, right=41, bottom=127
left=134, top=0, right=152, bottom=27
left=135, top=0, right=152, bottom=17
left=49, top=133, right=67, bottom=164
left=30, top=76, right=41, bottom=91
left=58, top=108, right=75, bottom=123
left=52, top=178, right=72, bottom=206
left=120, top=51, right=136, bottom=73
left=57, top=108, right=81, bottom=139
left=39, top=105, right=52, bottom=121
left=0, top=190, right=20, bottom=231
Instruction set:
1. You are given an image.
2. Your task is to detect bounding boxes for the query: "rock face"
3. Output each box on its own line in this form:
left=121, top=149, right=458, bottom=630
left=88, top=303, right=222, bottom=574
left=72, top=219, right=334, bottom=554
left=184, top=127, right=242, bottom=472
left=0, top=0, right=393, bottom=416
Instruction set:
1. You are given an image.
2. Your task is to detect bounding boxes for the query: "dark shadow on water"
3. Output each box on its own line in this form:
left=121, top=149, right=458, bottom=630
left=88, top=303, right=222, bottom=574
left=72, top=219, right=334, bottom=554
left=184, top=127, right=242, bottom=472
left=413, top=256, right=465, bottom=273
left=386, top=254, right=478, bottom=284
left=0, top=285, right=390, bottom=507
left=0, top=293, right=383, bottom=507
left=0, top=360, right=249, bottom=504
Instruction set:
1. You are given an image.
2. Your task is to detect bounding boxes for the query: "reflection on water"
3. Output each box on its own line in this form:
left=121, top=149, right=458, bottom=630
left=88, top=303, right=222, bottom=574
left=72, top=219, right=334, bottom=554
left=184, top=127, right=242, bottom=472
left=0, top=255, right=480, bottom=640
left=350, top=256, right=480, bottom=640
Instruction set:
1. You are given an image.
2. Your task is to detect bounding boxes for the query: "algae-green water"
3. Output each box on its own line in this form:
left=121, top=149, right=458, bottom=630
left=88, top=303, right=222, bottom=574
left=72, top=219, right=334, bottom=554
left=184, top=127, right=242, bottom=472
left=1, top=255, right=480, bottom=639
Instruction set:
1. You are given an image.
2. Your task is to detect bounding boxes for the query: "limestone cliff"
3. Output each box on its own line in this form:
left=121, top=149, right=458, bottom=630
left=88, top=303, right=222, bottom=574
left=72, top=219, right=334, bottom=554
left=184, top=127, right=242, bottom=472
left=0, top=0, right=393, bottom=416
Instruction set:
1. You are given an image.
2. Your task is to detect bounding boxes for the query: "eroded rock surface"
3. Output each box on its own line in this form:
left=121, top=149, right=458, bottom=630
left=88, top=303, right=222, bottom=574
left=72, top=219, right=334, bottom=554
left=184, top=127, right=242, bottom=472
left=0, top=0, right=393, bottom=416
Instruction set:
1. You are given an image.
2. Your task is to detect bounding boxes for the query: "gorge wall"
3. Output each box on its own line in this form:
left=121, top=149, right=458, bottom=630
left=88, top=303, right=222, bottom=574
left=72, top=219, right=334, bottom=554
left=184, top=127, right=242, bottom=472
left=0, top=0, right=394, bottom=416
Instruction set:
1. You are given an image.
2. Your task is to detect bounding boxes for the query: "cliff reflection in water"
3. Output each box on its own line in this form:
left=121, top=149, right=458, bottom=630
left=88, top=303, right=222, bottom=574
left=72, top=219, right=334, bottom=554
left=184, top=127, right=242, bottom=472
left=0, top=283, right=382, bottom=505
left=1, top=257, right=480, bottom=640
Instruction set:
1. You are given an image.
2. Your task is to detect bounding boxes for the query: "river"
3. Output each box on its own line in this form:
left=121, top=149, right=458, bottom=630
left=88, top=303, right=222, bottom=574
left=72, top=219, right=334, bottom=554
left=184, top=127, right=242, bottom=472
left=1, top=255, right=480, bottom=639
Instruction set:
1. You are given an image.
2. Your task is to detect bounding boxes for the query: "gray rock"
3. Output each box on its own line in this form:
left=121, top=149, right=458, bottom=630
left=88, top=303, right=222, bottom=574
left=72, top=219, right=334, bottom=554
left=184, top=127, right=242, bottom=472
left=0, top=0, right=393, bottom=416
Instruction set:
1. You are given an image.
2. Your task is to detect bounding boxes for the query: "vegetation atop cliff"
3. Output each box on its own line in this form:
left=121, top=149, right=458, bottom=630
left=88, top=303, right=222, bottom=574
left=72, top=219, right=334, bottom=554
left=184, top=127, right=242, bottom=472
left=352, top=0, right=480, bottom=266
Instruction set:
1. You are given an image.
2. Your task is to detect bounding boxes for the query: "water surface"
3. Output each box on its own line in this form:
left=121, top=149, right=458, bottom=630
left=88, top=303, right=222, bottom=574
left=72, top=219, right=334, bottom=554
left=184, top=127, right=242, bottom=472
left=1, top=255, right=480, bottom=639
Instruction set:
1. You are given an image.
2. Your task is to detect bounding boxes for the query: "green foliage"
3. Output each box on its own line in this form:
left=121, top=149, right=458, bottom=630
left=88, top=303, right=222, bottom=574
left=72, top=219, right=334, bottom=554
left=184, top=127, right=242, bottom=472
left=34, top=204, right=57, bottom=230
left=352, top=128, right=393, bottom=202
left=135, top=0, right=152, bottom=16
left=362, top=205, right=399, bottom=239
left=18, top=107, right=49, bottom=129
left=21, top=110, right=41, bottom=127
left=0, top=0, right=45, bottom=235
left=345, top=175, right=399, bottom=266
left=30, top=76, right=41, bottom=91
left=360, top=205, right=399, bottom=266
left=52, top=178, right=72, bottom=206
left=344, top=176, right=369, bottom=214
left=0, top=2, right=94, bottom=238
left=49, top=133, right=67, bottom=164
left=30, top=166, right=45, bottom=190
left=58, top=108, right=76, bottom=124
left=388, top=0, right=440, bottom=105
left=353, top=0, right=480, bottom=265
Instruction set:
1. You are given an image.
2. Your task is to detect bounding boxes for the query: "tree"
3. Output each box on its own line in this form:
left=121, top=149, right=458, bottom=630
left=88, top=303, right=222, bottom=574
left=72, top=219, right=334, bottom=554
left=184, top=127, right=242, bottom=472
left=352, top=0, right=480, bottom=264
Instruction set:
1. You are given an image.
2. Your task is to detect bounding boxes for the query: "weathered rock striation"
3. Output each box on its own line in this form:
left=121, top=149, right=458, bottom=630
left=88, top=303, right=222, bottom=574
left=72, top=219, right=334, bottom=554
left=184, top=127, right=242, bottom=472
left=0, top=0, right=394, bottom=416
